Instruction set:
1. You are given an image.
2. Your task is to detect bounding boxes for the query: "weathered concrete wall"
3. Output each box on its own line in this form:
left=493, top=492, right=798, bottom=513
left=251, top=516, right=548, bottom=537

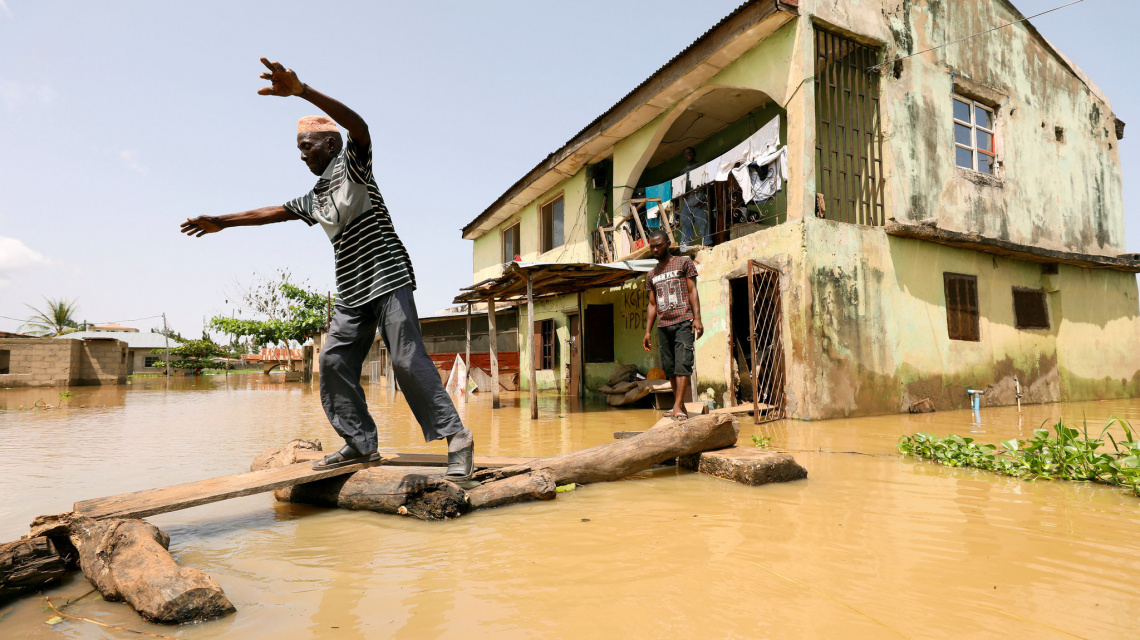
left=0, top=339, right=81, bottom=388
left=806, top=0, right=1125, bottom=256
left=76, top=340, right=128, bottom=385
left=798, top=221, right=1140, bottom=418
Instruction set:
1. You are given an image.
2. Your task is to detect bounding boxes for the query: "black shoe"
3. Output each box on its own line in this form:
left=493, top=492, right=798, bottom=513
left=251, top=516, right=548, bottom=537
left=445, top=441, right=474, bottom=481
left=311, top=444, right=380, bottom=470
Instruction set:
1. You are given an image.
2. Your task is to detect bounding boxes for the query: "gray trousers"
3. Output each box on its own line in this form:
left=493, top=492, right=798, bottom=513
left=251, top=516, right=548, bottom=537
left=319, top=285, right=464, bottom=453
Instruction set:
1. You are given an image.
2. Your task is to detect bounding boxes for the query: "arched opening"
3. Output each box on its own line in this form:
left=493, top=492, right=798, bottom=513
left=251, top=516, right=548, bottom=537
left=618, top=86, right=787, bottom=255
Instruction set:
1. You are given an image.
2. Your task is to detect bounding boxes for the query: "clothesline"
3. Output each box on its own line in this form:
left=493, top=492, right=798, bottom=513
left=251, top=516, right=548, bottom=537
left=636, top=114, right=789, bottom=222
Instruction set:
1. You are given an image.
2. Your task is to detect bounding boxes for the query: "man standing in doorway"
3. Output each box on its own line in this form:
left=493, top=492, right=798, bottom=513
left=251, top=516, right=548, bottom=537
left=180, top=59, right=475, bottom=479
left=642, top=229, right=703, bottom=420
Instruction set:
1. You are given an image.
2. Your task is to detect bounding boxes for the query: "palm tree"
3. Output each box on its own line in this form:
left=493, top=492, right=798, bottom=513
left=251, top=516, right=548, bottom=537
left=20, top=297, right=80, bottom=337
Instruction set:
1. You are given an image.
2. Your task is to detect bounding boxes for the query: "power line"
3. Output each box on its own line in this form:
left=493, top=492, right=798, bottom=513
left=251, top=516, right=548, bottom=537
left=869, top=0, right=1087, bottom=72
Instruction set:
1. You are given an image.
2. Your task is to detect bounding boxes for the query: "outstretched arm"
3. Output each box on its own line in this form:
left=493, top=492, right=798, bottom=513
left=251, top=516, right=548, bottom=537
left=258, top=58, right=369, bottom=147
left=180, top=206, right=298, bottom=237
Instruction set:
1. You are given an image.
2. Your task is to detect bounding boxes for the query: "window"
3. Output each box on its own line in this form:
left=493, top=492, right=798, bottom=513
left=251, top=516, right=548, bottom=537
left=540, top=196, right=564, bottom=253
left=502, top=223, right=521, bottom=263
left=0, top=349, right=9, bottom=374
left=1013, top=288, right=1050, bottom=329
left=944, top=273, right=980, bottom=341
left=534, top=319, right=555, bottom=370
left=584, top=304, right=615, bottom=363
left=814, top=28, right=885, bottom=226
left=144, top=356, right=161, bottom=368
left=953, top=96, right=996, bottom=175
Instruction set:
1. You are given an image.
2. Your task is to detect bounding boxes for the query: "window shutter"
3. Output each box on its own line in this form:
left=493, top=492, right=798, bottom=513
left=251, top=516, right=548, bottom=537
left=533, top=320, right=542, bottom=370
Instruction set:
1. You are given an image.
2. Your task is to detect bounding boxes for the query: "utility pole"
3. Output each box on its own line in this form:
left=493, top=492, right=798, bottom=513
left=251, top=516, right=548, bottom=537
left=162, top=312, right=171, bottom=379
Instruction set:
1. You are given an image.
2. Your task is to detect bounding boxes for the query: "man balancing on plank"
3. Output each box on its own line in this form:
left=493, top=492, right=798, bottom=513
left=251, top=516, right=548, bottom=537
left=642, top=228, right=704, bottom=420
left=180, top=59, right=475, bottom=479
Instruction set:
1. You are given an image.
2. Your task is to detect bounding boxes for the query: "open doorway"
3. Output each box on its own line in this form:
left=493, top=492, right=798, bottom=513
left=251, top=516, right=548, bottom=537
left=728, top=261, right=786, bottom=422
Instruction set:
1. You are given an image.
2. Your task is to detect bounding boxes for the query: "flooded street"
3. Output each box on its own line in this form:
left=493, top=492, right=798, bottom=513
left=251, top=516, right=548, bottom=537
left=1, top=376, right=1138, bottom=639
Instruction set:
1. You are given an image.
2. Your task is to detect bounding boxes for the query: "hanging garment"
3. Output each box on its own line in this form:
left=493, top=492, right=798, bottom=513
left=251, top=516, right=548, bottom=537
left=671, top=174, right=687, bottom=197
left=750, top=146, right=789, bottom=204
left=730, top=163, right=754, bottom=202
left=645, top=181, right=672, bottom=208
left=715, top=137, right=753, bottom=181
left=747, top=115, right=781, bottom=163
left=687, top=164, right=708, bottom=190
left=646, top=205, right=660, bottom=229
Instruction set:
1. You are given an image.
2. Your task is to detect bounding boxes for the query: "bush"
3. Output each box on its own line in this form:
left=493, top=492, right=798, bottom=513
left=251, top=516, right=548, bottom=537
left=897, top=418, right=1140, bottom=496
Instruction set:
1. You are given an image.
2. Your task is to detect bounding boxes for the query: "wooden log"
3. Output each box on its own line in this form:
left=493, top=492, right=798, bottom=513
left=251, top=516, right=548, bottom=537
left=466, top=470, right=557, bottom=510
left=677, top=447, right=808, bottom=486
left=26, top=513, right=234, bottom=624
left=476, top=413, right=739, bottom=485
left=250, top=438, right=324, bottom=501
left=288, top=467, right=469, bottom=521
left=0, top=536, right=69, bottom=603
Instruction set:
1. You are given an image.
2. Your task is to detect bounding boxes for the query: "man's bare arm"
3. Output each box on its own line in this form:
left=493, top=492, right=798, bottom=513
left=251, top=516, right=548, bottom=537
left=180, top=206, right=298, bottom=238
left=643, top=288, right=658, bottom=351
left=687, top=278, right=704, bottom=340
left=258, top=58, right=370, bottom=147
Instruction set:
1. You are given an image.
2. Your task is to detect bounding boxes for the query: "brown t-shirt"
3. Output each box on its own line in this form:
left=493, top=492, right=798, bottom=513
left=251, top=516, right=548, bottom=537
left=646, top=255, right=699, bottom=327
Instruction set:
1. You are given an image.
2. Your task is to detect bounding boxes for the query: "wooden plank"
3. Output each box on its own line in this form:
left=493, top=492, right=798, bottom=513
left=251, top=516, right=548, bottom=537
left=75, top=458, right=383, bottom=520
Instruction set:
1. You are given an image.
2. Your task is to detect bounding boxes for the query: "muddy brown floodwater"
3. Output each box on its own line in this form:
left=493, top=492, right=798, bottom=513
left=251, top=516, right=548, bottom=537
left=1, top=375, right=1139, bottom=638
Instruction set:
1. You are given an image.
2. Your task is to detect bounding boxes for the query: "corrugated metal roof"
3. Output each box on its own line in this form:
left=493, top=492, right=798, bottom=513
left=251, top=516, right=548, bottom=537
left=56, top=331, right=182, bottom=350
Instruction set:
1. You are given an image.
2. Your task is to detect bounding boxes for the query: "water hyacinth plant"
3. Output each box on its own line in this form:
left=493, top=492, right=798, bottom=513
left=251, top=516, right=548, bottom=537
left=897, top=418, right=1140, bottom=496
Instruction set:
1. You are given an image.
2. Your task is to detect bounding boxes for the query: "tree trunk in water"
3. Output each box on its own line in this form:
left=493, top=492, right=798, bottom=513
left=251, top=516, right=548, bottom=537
left=289, top=467, right=469, bottom=521
left=466, top=470, right=557, bottom=510
left=475, top=413, right=739, bottom=485
left=0, top=537, right=69, bottom=603
left=26, top=513, right=235, bottom=624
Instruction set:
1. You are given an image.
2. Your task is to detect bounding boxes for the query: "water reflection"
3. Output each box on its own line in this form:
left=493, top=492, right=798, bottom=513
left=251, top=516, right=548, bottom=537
left=1, top=375, right=1138, bottom=638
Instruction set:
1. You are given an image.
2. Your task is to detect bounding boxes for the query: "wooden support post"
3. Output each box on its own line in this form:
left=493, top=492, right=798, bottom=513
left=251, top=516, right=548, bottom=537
left=162, top=313, right=170, bottom=379
left=577, top=291, right=585, bottom=399
left=487, top=298, right=500, bottom=409
left=465, top=302, right=472, bottom=370
left=629, top=202, right=649, bottom=249
left=527, top=274, right=538, bottom=419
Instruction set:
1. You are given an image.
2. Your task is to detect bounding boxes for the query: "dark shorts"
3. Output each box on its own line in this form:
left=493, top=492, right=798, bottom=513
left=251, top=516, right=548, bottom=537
left=657, top=320, right=694, bottom=377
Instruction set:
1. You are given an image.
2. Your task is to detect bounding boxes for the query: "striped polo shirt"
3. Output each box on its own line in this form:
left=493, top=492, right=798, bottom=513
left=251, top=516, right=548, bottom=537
left=283, top=135, right=416, bottom=308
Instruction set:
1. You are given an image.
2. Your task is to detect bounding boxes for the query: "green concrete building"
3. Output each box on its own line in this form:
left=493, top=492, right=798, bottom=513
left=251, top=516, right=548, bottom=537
left=458, top=0, right=1140, bottom=419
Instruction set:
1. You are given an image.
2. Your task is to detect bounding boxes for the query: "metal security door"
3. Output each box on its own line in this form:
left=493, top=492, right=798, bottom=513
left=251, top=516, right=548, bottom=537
left=747, top=260, right=786, bottom=423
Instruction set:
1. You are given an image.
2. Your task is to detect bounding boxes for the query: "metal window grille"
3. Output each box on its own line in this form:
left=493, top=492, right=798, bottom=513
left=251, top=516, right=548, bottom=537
left=814, top=29, right=885, bottom=226
left=1012, top=288, right=1049, bottom=330
left=944, top=273, right=980, bottom=341
left=747, top=260, right=787, bottom=423
left=953, top=96, right=996, bottom=175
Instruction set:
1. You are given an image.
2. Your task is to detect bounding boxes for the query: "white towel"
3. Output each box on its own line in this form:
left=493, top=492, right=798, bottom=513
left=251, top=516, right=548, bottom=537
left=688, top=165, right=707, bottom=190
left=747, top=115, right=781, bottom=163
left=730, top=164, right=754, bottom=202
left=671, top=174, right=687, bottom=196
left=715, top=137, right=753, bottom=181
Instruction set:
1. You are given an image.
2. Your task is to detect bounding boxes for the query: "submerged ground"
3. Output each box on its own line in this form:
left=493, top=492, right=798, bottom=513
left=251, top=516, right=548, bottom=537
left=1, top=375, right=1137, bottom=638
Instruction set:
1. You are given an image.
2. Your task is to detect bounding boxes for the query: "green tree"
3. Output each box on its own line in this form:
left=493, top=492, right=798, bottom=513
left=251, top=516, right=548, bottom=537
left=151, top=339, right=228, bottom=374
left=208, top=270, right=331, bottom=362
left=19, top=297, right=80, bottom=337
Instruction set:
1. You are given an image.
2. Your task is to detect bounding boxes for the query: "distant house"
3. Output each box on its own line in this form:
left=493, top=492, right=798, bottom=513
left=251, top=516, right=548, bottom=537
left=0, top=337, right=128, bottom=387
left=57, top=324, right=181, bottom=374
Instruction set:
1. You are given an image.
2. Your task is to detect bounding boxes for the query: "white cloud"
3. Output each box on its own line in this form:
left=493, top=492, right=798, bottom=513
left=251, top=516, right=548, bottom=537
left=0, top=1, right=10, bottom=19
left=0, top=235, right=48, bottom=287
left=119, top=149, right=146, bottom=174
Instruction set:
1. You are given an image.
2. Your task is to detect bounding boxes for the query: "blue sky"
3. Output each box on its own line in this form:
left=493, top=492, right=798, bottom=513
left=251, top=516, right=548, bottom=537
left=0, top=0, right=1135, bottom=336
